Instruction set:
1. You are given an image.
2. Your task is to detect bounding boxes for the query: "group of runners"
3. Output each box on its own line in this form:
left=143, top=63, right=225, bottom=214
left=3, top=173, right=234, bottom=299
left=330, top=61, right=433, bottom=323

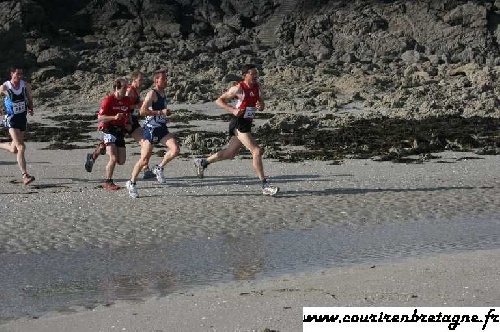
left=1, top=64, right=279, bottom=197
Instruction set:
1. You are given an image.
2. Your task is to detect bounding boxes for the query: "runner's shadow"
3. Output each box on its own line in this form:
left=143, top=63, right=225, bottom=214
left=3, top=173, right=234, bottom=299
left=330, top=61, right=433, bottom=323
left=277, top=186, right=480, bottom=197
left=178, top=185, right=481, bottom=198
left=178, top=174, right=331, bottom=188
left=52, top=177, right=108, bottom=184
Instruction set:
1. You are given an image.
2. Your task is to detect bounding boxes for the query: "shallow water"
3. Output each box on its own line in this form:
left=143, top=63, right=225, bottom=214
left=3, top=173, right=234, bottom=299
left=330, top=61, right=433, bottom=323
left=1, top=214, right=499, bottom=320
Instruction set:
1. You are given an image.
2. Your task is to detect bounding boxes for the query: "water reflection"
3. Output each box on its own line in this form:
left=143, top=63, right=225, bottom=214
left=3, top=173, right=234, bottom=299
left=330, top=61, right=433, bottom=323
left=99, top=270, right=177, bottom=301
left=1, top=215, right=499, bottom=319
left=226, top=234, right=265, bottom=280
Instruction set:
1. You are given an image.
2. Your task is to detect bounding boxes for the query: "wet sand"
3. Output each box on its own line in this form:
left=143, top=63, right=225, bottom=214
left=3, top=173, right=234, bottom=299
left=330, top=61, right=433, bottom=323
left=1, top=139, right=500, bottom=331
left=2, top=248, right=500, bottom=332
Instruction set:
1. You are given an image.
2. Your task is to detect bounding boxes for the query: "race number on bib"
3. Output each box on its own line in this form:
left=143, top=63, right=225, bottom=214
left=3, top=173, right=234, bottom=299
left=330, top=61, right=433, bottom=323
left=243, top=107, right=256, bottom=119
left=12, top=101, right=26, bottom=114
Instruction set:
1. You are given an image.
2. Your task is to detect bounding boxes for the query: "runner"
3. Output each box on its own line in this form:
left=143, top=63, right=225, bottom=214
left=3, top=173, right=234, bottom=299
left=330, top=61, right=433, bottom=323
left=0, top=66, right=35, bottom=185
left=194, top=64, right=279, bottom=196
left=98, top=78, right=134, bottom=191
left=125, top=69, right=180, bottom=198
left=124, top=71, right=154, bottom=179
left=85, top=71, right=154, bottom=178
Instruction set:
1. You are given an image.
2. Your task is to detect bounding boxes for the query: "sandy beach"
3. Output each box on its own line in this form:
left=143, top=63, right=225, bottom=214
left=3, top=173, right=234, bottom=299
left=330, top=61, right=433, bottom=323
left=0, top=136, right=499, bottom=331
left=2, top=0, right=500, bottom=330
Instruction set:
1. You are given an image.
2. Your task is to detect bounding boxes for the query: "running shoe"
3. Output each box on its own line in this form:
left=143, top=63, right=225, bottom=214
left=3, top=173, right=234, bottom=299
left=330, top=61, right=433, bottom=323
left=262, top=184, right=279, bottom=196
left=126, top=180, right=139, bottom=198
left=103, top=181, right=120, bottom=191
left=22, top=174, right=35, bottom=185
left=142, top=168, right=155, bottom=179
left=153, top=165, right=166, bottom=183
left=194, top=158, right=206, bottom=178
left=85, top=153, right=94, bottom=172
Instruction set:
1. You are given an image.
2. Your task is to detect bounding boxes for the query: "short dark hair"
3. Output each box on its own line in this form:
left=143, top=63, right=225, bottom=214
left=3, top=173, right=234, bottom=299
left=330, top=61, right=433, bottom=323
left=9, top=66, right=23, bottom=73
left=241, top=64, right=257, bottom=76
left=154, top=68, right=167, bottom=80
left=113, top=78, right=126, bottom=90
left=130, top=70, right=143, bottom=80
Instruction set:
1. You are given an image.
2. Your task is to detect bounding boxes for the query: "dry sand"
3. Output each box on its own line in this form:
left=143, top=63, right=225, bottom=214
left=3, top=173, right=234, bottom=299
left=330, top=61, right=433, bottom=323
left=1, top=135, right=500, bottom=331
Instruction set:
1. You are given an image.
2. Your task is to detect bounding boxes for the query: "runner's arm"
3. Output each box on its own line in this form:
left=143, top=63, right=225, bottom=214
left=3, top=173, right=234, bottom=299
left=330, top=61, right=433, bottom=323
left=98, top=99, right=124, bottom=123
left=98, top=112, right=124, bottom=123
left=215, top=85, right=242, bottom=116
left=140, top=90, right=169, bottom=116
left=25, top=82, right=34, bottom=115
left=0, top=84, right=6, bottom=115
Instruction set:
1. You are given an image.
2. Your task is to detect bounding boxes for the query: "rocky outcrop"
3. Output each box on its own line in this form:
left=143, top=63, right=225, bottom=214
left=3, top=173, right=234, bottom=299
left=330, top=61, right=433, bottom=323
left=1, top=0, right=500, bottom=119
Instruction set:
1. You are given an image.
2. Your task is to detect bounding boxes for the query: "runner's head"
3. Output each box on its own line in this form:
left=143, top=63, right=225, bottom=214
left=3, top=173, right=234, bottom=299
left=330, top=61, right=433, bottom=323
left=154, top=68, right=167, bottom=89
left=113, top=78, right=127, bottom=97
left=130, top=70, right=144, bottom=88
left=9, top=66, right=24, bottom=84
left=241, top=64, right=258, bottom=85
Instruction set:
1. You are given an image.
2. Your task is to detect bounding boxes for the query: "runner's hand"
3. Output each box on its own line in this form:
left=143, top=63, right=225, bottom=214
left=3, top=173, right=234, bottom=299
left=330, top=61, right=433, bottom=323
left=256, top=101, right=263, bottom=111
left=233, top=108, right=244, bottom=117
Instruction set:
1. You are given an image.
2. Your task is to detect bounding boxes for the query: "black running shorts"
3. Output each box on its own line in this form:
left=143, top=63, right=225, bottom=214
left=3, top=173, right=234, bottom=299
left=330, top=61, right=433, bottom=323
left=228, top=117, right=252, bottom=137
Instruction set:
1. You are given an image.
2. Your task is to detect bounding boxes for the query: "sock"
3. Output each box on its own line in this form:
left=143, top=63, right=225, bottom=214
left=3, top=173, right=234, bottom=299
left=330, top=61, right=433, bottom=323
left=201, top=159, right=209, bottom=168
left=105, top=179, right=113, bottom=184
left=261, top=178, right=268, bottom=188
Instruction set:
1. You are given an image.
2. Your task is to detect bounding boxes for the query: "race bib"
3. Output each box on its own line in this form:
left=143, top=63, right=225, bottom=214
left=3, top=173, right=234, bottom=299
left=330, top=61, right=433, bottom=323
left=12, top=101, right=26, bottom=114
left=102, top=132, right=117, bottom=144
left=243, top=107, right=256, bottom=119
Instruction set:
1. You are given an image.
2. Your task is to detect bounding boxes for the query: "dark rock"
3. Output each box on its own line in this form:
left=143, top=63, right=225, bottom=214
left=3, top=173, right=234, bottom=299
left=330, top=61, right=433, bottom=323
left=0, top=0, right=500, bottom=126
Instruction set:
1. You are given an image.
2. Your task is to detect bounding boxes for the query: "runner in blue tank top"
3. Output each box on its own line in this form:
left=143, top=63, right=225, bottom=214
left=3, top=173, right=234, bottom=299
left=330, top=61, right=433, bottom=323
left=125, top=69, right=180, bottom=198
left=0, top=66, right=35, bottom=185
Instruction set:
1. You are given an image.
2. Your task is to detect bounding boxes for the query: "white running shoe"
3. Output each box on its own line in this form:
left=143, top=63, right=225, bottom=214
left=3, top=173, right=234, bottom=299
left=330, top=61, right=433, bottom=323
left=262, top=184, right=279, bottom=196
left=153, top=165, right=166, bottom=183
left=126, top=180, right=139, bottom=198
left=194, top=158, right=206, bottom=178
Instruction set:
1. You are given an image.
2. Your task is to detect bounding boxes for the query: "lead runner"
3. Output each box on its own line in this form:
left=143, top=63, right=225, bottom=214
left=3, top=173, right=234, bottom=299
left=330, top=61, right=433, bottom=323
left=194, top=64, right=279, bottom=196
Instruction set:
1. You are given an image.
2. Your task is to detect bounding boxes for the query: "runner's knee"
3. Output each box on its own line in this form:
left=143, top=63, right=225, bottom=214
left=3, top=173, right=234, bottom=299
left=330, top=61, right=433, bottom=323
left=139, top=156, right=149, bottom=167
left=109, top=155, right=119, bottom=164
left=251, top=146, right=263, bottom=157
left=170, top=145, right=180, bottom=157
left=15, top=142, right=25, bottom=153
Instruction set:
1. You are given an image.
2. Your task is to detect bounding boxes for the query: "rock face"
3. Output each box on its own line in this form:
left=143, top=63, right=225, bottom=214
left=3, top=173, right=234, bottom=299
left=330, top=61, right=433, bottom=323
left=1, top=0, right=500, bottom=118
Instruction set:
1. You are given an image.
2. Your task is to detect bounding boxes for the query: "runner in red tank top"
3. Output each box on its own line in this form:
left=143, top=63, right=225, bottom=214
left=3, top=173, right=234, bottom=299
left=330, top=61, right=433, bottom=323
left=96, top=77, right=134, bottom=191
left=84, top=71, right=154, bottom=178
left=193, top=64, right=279, bottom=196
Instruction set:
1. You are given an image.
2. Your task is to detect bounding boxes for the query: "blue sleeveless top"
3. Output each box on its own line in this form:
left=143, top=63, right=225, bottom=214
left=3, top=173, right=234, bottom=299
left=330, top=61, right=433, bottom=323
left=144, top=89, right=167, bottom=128
left=4, top=80, right=28, bottom=116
